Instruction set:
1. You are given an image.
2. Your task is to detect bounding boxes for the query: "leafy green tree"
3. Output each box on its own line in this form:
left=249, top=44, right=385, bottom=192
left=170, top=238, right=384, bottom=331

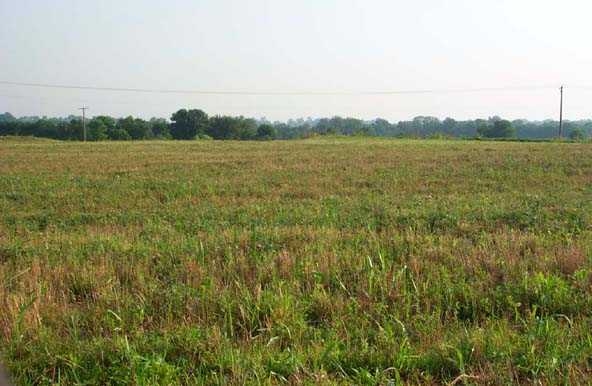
left=207, top=116, right=257, bottom=140
left=475, top=119, right=489, bottom=137
left=89, top=116, right=128, bottom=140
left=412, top=116, right=441, bottom=136
left=4, top=109, right=592, bottom=141
left=33, top=119, right=60, bottom=138
left=370, top=118, right=393, bottom=136
left=239, top=118, right=258, bottom=139
left=478, top=119, right=515, bottom=138
left=117, top=116, right=150, bottom=140
left=208, top=116, right=236, bottom=139
left=442, top=117, right=457, bottom=134
left=315, top=118, right=336, bottom=135
left=87, top=117, right=112, bottom=141
left=312, top=116, right=368, bottom=135
left=569, top=128, right=586, bottom=141
left=108, top=128, right=132, bottom=140
left=256, top=124, right=277, bottom=140
left=342, top=118, right=368, bottom=135
left=66, top=119, right=85, bottom=141
left=170, top=109, right=208, bottom=139
left=491, top=119, right=515, bottom=138
left=89, top=116, right=114, bottom=140
left=150, top=118, right=171, bottom=139
left=0, top=112, right=16, bottom=122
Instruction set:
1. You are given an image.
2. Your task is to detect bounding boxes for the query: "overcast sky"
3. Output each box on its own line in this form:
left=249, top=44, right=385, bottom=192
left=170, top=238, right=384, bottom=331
left=1, top=0, right=591, bottom=121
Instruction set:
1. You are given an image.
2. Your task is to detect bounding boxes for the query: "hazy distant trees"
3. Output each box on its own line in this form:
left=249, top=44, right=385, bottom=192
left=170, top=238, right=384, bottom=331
left=1, top=109, right=591, bottom=141
left=256, top=123, right=277, bottom=140
left=441, top=118, right=457, bottom=135
left=369, top=118, right=391, bottom=136
left=477, top=118, right=515, bottom=138
left=0, top=114, right=164, bottom=141
left=569, top=128, right=586, bottom=141
left=493, top=119, right=515, bottom=138
left=0, top=112, right=15, bottom=122
left=315, top=117, right=368, bottom=135
left=208, top=116, right=258, bottom=139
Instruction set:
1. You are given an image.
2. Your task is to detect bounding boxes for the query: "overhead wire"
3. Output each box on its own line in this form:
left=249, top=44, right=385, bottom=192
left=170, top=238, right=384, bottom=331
left=0, top=80, right=563, bottom=96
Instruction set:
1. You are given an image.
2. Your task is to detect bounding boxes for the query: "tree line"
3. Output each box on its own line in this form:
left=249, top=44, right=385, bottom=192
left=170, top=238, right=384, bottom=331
left=0, top=110, right=590, bottom=141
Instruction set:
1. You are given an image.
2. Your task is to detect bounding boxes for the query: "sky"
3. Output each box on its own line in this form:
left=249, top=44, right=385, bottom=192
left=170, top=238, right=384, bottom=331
left=1, top=0, right=591, bottom=121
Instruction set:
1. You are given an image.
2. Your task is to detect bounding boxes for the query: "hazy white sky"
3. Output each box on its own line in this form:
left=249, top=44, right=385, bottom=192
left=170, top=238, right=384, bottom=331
left=1, top=0, right=591, bottom=121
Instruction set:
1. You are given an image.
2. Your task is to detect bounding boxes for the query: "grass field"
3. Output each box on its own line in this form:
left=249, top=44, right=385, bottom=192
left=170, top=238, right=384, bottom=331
left=1, top=137, right=591, bottom=385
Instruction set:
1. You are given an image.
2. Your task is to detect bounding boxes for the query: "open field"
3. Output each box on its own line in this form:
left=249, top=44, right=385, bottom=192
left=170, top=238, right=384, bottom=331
left=1, top=137, right=591, bottom=384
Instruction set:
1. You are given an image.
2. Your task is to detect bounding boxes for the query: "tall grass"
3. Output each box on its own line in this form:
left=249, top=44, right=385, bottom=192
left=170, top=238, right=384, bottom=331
left=1, top=138, right=591, bottom=384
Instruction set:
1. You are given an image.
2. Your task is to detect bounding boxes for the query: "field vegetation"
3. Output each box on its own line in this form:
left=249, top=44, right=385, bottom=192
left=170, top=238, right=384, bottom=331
left=1, top=137, right=591, bottom=384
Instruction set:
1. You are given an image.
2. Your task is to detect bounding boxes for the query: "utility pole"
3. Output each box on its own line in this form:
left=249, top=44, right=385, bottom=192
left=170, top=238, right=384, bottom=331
left=79, top=106, right=88, bottom=141
left=558, top=86, right=564, bottom=139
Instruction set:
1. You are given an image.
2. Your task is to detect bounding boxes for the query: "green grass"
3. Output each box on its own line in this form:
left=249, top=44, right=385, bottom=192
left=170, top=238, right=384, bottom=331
left=1, top=137, right=591, bottom=384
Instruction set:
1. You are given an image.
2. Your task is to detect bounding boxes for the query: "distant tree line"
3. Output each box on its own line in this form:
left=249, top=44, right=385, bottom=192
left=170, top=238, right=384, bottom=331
left=0, top=110, right=590, bottom=141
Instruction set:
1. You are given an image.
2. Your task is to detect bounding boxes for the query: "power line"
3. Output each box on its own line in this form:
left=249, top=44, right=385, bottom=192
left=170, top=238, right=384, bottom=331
left=0, top=80, right=560, bottom=96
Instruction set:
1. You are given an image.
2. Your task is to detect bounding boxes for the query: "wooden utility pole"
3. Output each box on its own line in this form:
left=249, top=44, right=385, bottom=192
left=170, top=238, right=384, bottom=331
left=79, top=106, right=88, bottom=141
left=558, top=86, right=564, bottom=138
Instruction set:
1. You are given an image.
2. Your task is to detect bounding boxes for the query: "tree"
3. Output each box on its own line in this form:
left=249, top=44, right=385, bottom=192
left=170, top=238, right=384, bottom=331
left=491, top=119, right=515, bottom=138
left=410, top=116, right=440, bottom=137
left=256, top=123, right=277, bottom=140
left=442, top=117, right=457, bottom=134
left=5, top=109, right=592, bottom=141
left=475, top=119, right=489, bottom=137
left=208, top=116, right=238, bottom=139
left=117, top=116, right=150, bottom=140
left=107, top=127, right=131, bottom=140
left=478, top=119, right=515, bottom=138
left=238, top=118, right=258, bottom=139
left=170, top=109, right=208, bottom=139
left=370, top=118, right=393, bottom=136
left=341, top=117, right=368, bottom=135
left=32, top=119, right=59, bottom=139
left=150, top=118, right=171, bottom=139
left=569, top=128, right=586, bottom=141
left=66, top=119, right=85, bottom=141
left=87, top=116, right=115, bottom=141
left=0, top=112, right=15, bottom=122
left=315, top=118, right=335, bottom=135
left=207, top=116, right=257, bottom=140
